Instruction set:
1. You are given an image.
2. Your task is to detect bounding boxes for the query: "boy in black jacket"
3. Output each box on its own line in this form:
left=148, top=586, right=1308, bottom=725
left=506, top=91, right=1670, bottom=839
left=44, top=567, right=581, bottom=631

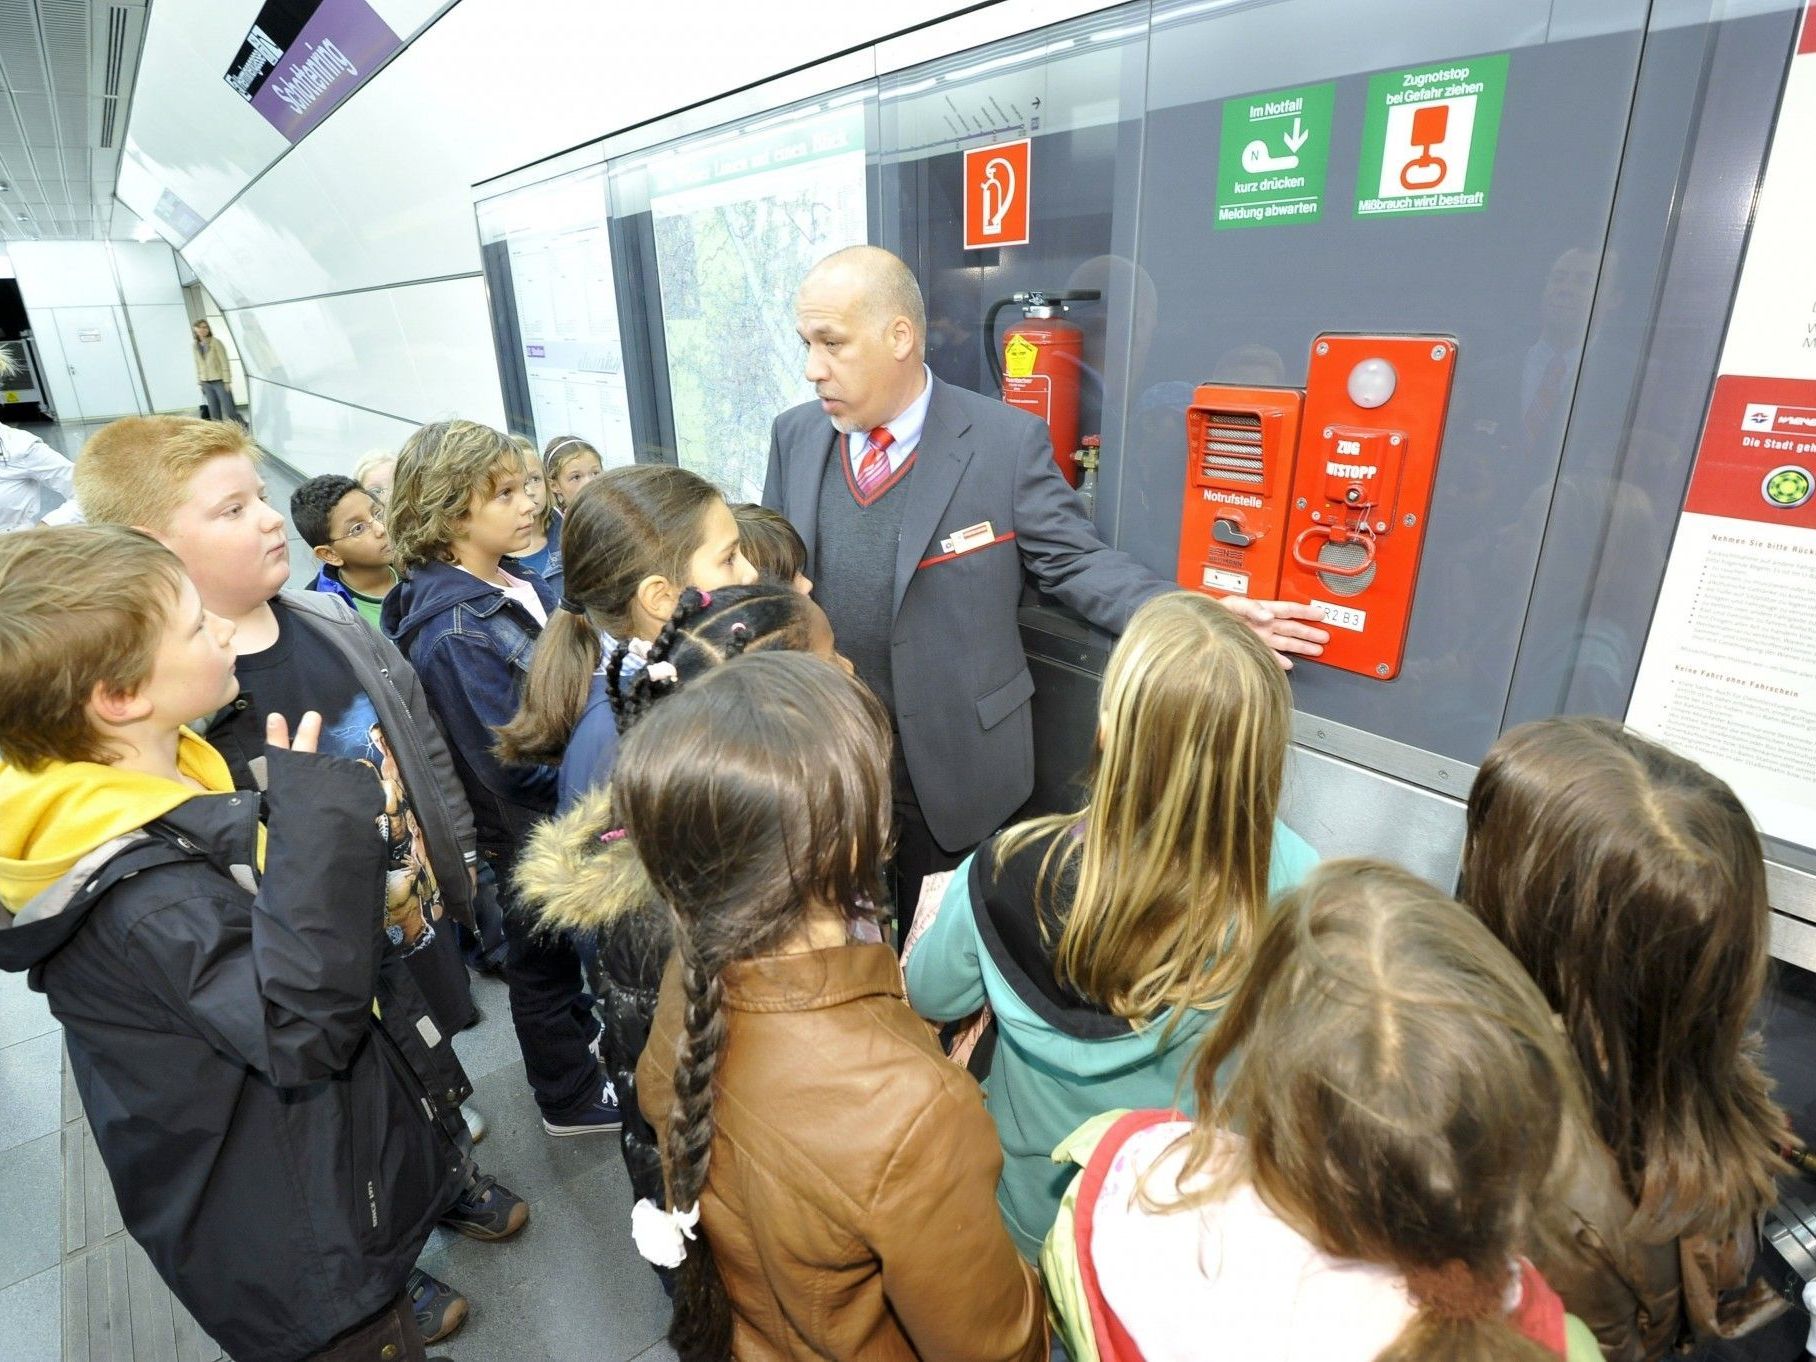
left=0, top=525, right=463, bottom=1362
left=73, top=414, right=528, bottom=1343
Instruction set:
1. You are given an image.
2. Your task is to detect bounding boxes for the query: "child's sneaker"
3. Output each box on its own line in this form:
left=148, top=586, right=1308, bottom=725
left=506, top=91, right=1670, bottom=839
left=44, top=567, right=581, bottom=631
left=437, top=1172, right=529, bottom=1242
left=407, top=1267, right=468, bottom=1343
left=540, top=1078, right=623, bottom=1137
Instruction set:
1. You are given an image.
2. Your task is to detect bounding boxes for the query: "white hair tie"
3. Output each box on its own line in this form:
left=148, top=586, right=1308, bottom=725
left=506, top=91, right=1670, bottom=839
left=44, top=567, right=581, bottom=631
left=631, top=1198, right=700, bottom=1268
left=645, top=661, right=679, bottom=686
left=626, top=637, right=653, bottom=661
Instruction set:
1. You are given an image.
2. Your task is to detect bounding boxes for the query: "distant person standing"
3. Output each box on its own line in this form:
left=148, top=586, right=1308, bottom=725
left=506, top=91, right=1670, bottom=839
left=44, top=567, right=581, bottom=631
left=192, top=320, right=240, bottom=425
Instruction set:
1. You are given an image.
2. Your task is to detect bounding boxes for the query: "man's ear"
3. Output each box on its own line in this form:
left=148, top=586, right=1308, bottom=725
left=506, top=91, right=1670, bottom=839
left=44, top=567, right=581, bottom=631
left=88, top=677, right=150, bottom=730
left=634, top=573, right=677, bottom=627
left=889, top=315, right=917, bottom=362
left=312, top=543, right=343, bottom=567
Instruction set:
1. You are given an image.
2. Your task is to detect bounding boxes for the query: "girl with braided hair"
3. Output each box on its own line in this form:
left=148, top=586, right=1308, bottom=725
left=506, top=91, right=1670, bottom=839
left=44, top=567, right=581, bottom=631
left=513, top=581, right=848, bottom=1251
left=624, top=653, right=1046, bottom=1362
left=1047, top=860, right=1602, bottom=1362
left=494, top=462, right=757, bottom=776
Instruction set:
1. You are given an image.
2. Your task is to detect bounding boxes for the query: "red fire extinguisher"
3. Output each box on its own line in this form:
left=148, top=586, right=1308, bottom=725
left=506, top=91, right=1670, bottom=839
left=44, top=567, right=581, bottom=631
left=985, top=289, right=1100, bottom=486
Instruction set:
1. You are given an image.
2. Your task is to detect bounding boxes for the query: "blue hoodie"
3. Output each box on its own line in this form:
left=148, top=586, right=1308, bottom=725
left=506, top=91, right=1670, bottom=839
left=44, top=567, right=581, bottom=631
left=905, top=819, right=1318, bottom=1259
left=381, top=558, right=557, bottom=851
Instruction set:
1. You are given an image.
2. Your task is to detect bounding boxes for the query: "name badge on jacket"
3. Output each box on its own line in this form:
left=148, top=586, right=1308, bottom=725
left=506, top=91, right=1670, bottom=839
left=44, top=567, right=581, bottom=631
left=939, top=521, right=996, bottom=556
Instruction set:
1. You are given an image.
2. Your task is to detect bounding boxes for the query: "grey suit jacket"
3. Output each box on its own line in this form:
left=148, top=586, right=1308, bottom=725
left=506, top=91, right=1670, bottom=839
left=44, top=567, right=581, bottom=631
left=763, top=375, right=1167, bottom=850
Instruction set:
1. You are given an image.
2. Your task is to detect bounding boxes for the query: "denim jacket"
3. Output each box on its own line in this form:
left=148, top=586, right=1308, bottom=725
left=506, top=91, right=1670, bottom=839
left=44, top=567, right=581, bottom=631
left=382, top=559, right=558, bottom=852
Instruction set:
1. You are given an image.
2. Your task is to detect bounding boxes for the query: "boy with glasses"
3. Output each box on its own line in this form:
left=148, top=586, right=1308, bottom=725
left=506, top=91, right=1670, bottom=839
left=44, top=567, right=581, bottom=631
left=294, top=473, right=398, bottom=627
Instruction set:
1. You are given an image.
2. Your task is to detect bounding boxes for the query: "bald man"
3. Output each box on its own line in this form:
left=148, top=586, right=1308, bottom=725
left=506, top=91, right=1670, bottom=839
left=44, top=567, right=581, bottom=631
left=764, top=246, right=1326, bottom=922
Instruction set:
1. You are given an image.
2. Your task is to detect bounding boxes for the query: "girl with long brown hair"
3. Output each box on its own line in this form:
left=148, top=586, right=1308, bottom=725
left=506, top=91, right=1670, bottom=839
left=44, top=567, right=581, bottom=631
left=543, top=434, right=603, bottom=509
left=904, top=589, right=1317, bottom=1258
left=1460, top=716, right=1788, bottom=1359
left=1055, top=860, right=1601, bottom=1362
left=513, top=581, right=845, bottom=1232
left=627, top=653, right=1046, bottom=1362
left=493, top=463, right=756, bottom=774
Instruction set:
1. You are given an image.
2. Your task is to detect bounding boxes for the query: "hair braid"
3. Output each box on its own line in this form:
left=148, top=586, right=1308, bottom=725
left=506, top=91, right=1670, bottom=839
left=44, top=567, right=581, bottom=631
left=650, top=588, right=707, bottom=663
left=721, top=623, right=753, bottom=660
left=605, top=636, right=633, bottom=727
left=665, top=928, right=734, bottom=1361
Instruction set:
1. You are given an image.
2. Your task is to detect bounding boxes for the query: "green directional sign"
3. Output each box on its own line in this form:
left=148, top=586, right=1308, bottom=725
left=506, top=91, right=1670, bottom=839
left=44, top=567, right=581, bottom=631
left=1215, top=81, right=1335, bottom=230
left=1355, top=53, right=1508, bottom=219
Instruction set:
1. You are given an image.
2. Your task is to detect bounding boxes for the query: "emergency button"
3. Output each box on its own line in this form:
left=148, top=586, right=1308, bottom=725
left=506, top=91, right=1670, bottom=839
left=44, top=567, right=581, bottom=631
left=1212, top=515, right=1254, bottom=547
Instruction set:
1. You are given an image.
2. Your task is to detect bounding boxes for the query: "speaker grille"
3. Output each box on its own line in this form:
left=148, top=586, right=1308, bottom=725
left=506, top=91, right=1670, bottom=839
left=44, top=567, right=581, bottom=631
left=1199, top=411, right=1264, bottom=484
left=1317, top=538, right=1376, bottom=597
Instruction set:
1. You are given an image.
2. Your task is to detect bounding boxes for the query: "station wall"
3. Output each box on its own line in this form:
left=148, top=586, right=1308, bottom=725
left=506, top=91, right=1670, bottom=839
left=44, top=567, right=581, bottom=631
left=116, top=0, right=1022, bottom=476
left=112, top=0, right=1816, bottom=959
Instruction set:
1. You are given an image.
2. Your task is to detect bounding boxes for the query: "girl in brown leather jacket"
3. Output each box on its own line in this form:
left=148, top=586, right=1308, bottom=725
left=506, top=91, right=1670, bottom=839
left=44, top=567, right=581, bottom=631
left=623, top=653, right=1047, bottom=1362
left=1460, top=716, right=1789, bottom=1360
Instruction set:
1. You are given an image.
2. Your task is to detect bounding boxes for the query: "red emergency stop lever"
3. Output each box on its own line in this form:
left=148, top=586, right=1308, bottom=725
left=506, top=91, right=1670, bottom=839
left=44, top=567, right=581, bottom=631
left=1291, top=522, right=1377, bottom=576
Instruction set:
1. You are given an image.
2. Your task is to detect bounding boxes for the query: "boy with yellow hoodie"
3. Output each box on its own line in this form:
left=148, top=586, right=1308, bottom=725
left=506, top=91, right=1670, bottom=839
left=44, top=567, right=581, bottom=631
left=0, top=525, right=466, bottom=1362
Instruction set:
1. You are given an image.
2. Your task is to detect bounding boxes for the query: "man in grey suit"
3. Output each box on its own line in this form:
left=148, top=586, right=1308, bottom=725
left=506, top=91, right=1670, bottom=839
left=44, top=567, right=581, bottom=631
left=763, top=246, right=1326, bottom=923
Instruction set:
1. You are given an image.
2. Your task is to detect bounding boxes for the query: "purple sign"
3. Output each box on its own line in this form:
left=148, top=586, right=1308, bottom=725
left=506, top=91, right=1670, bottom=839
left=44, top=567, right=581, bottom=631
left=224, top=0, right=401, bottom=146
left=526, top=345, right=546, bottom=358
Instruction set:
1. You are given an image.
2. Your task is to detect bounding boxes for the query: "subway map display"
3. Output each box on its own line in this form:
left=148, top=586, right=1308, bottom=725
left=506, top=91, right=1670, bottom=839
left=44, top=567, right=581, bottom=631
left=646, top=104, right=868, bottom=501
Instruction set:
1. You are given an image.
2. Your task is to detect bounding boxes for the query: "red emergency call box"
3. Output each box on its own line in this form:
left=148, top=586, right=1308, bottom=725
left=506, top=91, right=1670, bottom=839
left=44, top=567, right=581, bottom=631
left=1175, top=385, right=1303, bottom=603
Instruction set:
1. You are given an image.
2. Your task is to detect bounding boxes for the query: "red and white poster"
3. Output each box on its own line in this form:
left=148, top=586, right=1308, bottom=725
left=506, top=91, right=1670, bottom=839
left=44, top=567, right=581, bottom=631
left=1625, top=3, right=1816, bottom=846
left=963, top=138, right=1031, bottom=250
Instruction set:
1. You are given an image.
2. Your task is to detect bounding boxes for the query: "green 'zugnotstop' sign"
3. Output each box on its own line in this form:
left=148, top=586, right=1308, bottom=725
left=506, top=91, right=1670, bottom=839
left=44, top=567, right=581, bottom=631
left=1216, top=82, right=1335, bottom=229
left=1356, top=53, right=1509, bottom=218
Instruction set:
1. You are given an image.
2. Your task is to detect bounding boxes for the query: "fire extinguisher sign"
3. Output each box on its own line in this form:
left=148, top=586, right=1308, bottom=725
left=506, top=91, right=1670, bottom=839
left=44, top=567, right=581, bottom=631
left=1355, top=53, right=1508, bottom=219
left=964, top=138, right=1031, bottom=250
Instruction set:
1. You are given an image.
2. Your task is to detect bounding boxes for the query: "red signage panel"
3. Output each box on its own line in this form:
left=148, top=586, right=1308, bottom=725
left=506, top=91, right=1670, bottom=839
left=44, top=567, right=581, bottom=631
left=963, top=138, right=1031, bottom=250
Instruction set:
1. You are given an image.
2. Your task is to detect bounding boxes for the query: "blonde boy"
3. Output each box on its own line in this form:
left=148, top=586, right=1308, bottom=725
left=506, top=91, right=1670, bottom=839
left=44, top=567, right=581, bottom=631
left=0, top=525, right=461, bottom=1361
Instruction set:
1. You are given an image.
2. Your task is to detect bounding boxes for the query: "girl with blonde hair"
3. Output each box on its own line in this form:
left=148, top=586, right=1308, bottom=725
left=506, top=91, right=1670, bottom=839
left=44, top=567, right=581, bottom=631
left=1052, top=860, right=1601, bottom=1361
left=543, top=434, right=602, bottom=510
left=905, top=589, right=1316, bottom=1257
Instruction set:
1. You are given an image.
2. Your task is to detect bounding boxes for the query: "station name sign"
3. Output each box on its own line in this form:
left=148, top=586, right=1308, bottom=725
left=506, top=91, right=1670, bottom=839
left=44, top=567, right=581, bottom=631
left=224, top=0, right=402, bottom=145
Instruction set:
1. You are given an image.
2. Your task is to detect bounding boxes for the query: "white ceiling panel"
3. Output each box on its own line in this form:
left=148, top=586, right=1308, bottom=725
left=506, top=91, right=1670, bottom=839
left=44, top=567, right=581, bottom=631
left=175, top=0, right=989, bottom=305
left=0, top=0, right=148, bottom=242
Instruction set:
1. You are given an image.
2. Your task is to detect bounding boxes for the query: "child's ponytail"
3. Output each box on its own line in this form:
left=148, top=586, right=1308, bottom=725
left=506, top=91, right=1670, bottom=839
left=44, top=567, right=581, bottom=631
left=494, top=464, right=722, bottom=765
left=494, top=599, right=601, bottom=765
left=1379, top=1264, right=1554, bottom=1362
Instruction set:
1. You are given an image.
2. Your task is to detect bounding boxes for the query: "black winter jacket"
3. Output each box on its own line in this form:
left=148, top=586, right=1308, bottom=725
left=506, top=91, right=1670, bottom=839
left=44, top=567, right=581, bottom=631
left=515, top=782, right=667, bottom=1208
left=0, top=749, right=470, bottom=1362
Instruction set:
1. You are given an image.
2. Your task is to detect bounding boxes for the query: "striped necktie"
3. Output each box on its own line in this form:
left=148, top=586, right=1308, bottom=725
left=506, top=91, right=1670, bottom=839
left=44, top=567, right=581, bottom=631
left=854, top=427, right=896, bottom=500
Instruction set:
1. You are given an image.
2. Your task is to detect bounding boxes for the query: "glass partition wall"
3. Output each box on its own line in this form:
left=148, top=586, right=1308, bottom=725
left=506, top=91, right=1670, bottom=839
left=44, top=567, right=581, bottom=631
left=473, top=0, right=1814, bottom=884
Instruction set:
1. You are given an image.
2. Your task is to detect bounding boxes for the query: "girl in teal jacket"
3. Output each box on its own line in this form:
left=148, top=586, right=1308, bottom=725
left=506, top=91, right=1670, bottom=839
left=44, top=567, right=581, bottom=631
left=905, top=591, right=1317, bottom=1259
